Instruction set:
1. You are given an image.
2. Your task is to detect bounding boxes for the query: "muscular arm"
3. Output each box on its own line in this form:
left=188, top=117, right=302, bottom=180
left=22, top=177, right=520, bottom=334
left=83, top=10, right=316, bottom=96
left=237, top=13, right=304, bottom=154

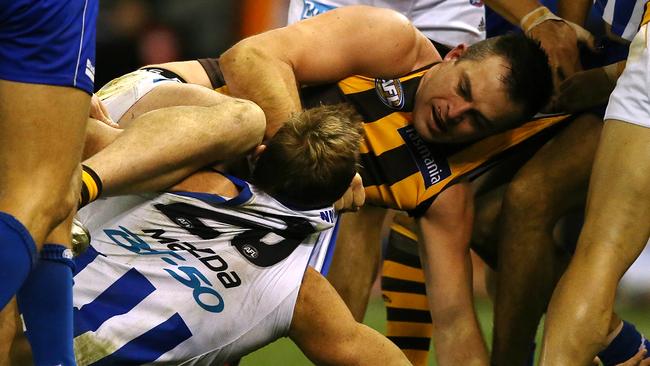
left=557, top=0, right=593, bottom=25
left=290, top=267, right=411, bottom=366
left=219, top=5, right=437, bottom=138
left=84, top=83, right=265, bottom=196
left=417, top=182, right=488, bottom=366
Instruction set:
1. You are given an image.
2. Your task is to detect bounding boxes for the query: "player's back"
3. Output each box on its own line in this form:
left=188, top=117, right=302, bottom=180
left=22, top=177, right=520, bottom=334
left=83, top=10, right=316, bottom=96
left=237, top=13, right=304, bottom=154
left=72, top=175, right=335, bottom=365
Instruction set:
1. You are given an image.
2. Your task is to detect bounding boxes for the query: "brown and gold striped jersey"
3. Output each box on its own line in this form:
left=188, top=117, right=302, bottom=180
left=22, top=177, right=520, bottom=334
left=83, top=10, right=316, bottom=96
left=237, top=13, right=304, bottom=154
left=202, top=59, right=568, bottom=216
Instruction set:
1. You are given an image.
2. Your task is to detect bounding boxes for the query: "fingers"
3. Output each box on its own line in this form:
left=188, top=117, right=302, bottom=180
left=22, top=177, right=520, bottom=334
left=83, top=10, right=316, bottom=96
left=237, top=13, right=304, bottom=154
left=333, top=173, right=365, bottom=213
left=89, top=94, right=119, bottom=128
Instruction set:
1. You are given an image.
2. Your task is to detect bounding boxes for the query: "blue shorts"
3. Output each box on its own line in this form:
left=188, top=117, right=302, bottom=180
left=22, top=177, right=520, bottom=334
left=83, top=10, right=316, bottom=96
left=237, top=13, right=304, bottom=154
left=0, top=0, right=98, bottom=94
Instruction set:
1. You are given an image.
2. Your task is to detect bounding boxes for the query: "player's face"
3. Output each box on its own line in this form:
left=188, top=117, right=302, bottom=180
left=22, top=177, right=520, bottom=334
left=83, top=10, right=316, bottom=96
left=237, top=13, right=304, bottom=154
left=413, top=54, right=524, bottom=144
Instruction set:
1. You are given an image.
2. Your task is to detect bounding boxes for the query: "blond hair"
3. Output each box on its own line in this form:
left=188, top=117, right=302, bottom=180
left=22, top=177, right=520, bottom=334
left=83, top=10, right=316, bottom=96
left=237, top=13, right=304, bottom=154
left=252, top=104, right=363, bottom=208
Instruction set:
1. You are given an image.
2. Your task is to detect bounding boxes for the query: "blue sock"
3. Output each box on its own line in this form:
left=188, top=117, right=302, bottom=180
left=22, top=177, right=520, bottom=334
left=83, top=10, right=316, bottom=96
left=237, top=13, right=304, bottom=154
left=598, top=320, right=650, bottom=366
left=0, top=212, right=37, bottom=308
left=17, top=244, right=76, bottom=366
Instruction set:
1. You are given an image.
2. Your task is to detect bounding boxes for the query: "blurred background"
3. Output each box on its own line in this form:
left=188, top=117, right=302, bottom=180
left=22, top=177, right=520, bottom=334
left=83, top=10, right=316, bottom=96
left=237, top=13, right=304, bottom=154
left=96, top=1, right=650, bottom=364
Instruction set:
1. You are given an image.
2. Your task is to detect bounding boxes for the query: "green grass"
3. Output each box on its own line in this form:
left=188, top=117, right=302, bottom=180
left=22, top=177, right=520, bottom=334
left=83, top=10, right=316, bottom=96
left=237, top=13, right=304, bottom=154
left=240, top=296, right=650, bottom=366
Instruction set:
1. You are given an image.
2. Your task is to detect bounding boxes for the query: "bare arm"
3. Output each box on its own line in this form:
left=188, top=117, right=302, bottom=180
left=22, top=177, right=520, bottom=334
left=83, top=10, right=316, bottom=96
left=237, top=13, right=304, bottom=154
left=84, top=83, right=265, bottom=196
left=290, top=267, right=411, bottom=366
left=557, top=0, right=593, bottom=25
left=219, top=5, right=437, bottom=138
left=417, top=182, right=488, bottom=366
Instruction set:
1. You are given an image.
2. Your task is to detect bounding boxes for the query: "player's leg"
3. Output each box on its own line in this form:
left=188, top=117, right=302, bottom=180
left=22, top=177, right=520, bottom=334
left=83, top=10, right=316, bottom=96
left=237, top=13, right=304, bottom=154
left=290, top=267, right=411, bottom=365
left=325, top=205, right=387, bottom=321
left=540, top=120, right=650, bottom=366
left=17, top=205, right=78, bottom=366
left=0, top=81, right=89, bottom=308
left=80, top=83, right=265, bottom=204
left=381, top=215, right=432, bottom=366
left=491, top=112, right=602, bottom=365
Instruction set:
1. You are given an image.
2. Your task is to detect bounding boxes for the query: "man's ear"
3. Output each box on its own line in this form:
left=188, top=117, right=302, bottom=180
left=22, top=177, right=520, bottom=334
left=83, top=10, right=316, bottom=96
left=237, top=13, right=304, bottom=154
left=444, top=44, right=468, bottom=61
left=252, top=144, right=266, bottom=160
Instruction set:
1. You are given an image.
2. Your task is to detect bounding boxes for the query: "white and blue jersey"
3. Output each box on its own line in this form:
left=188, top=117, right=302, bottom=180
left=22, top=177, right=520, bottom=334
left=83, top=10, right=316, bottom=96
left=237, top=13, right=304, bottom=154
left=595, top=0, right=649, bottom=41
left=288, top=0, right=486, bottom=47
left=0, top=0, right=97, bottom=94
left=72, top=176, right=335, bottom=365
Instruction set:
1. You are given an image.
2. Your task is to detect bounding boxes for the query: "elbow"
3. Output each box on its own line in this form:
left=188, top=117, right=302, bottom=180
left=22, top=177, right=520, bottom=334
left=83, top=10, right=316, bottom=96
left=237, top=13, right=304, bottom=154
left=234, top=98, right=266, bottom=147
left=220, top=41, right=267, bottom=79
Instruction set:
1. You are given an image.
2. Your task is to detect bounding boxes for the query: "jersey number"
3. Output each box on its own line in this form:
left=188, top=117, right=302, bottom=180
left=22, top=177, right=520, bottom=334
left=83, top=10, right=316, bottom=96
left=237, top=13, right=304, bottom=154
left=155, top=202, right=316, bottom=267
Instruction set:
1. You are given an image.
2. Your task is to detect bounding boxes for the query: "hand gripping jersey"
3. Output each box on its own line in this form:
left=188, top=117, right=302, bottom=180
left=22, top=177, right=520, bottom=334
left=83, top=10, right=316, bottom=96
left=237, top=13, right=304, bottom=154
left=197, top=59, right=570, bottom=216
left=72, top=176, right=336, bottom=365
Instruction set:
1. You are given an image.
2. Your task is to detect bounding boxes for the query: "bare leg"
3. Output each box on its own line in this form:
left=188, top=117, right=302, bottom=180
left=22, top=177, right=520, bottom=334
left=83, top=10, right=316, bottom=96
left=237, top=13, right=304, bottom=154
left=325, top=206, right=387, bottom=321
left=0, top=81, right=88, bottom=248
left=540, top=120, right=650, bottom=365
left=290, top=267, right=411, bottom=365
left=491, top=113, right=602, bottom=365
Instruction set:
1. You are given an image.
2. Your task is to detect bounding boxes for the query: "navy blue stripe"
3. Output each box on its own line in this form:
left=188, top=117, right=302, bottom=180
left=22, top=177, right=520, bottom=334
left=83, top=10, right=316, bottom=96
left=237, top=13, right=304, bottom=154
left=612, top=0, right=636, bottom=35
left=73, top=245, right=105, bottom=276
left=320, top=218, right=340, bottom=276
left=93, top=313, right=192, bottom=365
left=74, top=268, right=155, bottom=337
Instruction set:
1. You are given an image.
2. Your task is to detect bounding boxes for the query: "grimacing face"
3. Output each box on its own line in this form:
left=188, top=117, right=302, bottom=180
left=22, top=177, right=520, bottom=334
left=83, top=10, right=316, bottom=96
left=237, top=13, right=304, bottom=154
left=412, top=53, right=525, bottom=144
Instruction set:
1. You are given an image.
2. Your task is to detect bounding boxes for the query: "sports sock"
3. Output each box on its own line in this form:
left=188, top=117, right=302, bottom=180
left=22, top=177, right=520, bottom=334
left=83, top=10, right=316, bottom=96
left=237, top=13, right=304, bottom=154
left=598, top=320, right=650, bottom=365
left=17, top=244, right=76, bottom=366
left=0, top=212, right=37, bottom=308
left=382, top=222, right=432, bottom=366
left=79, top=164, right=103, bottom=208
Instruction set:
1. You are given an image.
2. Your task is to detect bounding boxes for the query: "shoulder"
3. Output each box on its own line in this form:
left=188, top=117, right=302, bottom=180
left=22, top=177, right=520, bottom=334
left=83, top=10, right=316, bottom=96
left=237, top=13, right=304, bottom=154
left=170, top=170, right=240, bottom=199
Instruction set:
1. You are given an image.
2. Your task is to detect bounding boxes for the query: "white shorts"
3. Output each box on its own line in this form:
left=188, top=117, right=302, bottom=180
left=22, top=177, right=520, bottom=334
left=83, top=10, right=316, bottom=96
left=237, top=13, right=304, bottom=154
left=97, top=68, right=183, bottom=122
left=604, top=23, right=650, bottom=128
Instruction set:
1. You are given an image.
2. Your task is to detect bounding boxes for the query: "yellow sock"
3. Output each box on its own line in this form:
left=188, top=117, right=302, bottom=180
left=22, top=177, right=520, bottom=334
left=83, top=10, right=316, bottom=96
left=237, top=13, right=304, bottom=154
left=79, top=165, right=103, bottom=208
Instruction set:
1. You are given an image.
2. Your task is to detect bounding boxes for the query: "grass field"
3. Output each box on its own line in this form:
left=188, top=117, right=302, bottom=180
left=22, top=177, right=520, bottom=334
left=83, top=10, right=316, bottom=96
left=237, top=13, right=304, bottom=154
left=240, top=296, right=650, bottom=366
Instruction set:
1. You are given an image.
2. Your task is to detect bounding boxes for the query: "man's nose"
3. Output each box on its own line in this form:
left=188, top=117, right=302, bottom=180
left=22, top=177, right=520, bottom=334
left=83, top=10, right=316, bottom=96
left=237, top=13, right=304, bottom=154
left=447, top=100, right=472, bottom=125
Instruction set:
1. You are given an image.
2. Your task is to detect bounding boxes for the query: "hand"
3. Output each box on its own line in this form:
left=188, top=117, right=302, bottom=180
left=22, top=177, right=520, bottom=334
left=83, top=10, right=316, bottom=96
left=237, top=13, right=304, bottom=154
left=528, top=19, right=595, bottom=88
left=333, top=173, right=365, bottom=213
left=593, top=348, right=650, bottom=366
left=89, top=94, right=119, bottom=128
left=549, top=66, right=616, bottom=113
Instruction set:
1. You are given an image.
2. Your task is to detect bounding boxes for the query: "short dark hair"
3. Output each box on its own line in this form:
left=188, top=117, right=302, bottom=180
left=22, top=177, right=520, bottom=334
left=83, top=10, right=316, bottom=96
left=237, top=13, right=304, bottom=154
left=459, top=33, right=553, bottom=123
left=251, top=104, right=363, bottom=208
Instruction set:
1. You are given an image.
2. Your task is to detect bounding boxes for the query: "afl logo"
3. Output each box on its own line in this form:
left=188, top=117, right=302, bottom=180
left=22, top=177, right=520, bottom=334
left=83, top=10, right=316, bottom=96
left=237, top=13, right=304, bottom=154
left=375, top=78, right=405, bottom=110
left=242, top=245, right=259, bottom=259
left=175, top=217, right=193, bottom=228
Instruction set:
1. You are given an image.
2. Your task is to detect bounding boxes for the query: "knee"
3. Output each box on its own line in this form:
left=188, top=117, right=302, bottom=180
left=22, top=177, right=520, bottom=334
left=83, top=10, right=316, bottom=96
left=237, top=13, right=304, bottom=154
left=36, top=166, right=80, bottom=229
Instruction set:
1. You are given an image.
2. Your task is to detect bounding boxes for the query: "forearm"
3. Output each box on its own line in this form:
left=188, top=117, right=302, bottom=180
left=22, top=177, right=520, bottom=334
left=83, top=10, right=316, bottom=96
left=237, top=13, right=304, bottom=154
left=557, top=0, right=593, bottom=25
left=417, top=183, right=488, bottom=366
left=427, top=255, right=488, bottom=366
left=484, top=0, right=542, bottom=26
left=220, top=42, right=302, bottom=139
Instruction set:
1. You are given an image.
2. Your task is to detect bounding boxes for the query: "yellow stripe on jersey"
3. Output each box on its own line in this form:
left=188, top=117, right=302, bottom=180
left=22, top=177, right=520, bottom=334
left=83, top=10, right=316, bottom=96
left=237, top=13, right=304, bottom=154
left=338, top=75, right=375, bottom=94
left=361, top=112, right=412, bottom=155
left=642, top=1, right=650, bottom=26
